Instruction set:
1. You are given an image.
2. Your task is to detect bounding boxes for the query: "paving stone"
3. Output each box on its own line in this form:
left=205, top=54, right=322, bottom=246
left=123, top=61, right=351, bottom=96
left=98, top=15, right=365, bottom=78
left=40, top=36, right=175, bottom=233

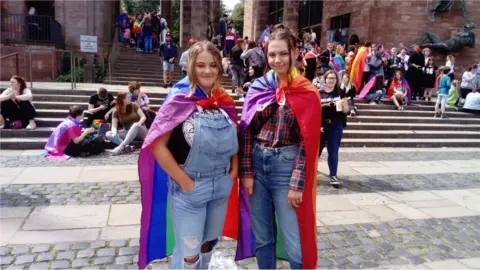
left=29, top=263, right=49, bottom=269
left=110, top=240, right=128, bottom=247
left=346, top=247, right=363, bottom=255
left=407, top=255, right=427, bottom=265
left=36, top=252, right=54, bottom=262
left=360, top=262, right=379, bottom=268
left=97, top=248, right=116, bottom=257
left=0, top=256, right=14, bottom=265
left=119, top=247, right=138, bottom=256
left=31, top=245, right=50, bottom=253
left=390, top=258, right=410, bottom=265
left=331, top=240, right=348, bottom=249
left=115, top=256, right=133, bottom=265
left=71, top=242, right=89, bottom=250
left=14, top=255, right=35, bottom=265
left=346, top=255, right=365, bottom=265
left=56, top=251, right=75, bottom=260
left=107, top=264, right=127, bottom=269
left=128, top=239, right=139, bottom=247
left=12, top=246, right=29, bottom=255
left=317, top=258, right=333, bottom=267
left=331, top=256, right=349, bottom=266
left=333, top=249, right=351, bottom=257
left=317, top=241, right=332, bottom=250
left=72, top=258, right=90, bottom=268
left=364, top=252, right=381, bottom=261
left=94, top=256, right=114, bottom=265
left=77, top=248, right=95, bottom=258
left=90, top=240, right=107, bottom=249
left=50, top=260, right=70, bottom=269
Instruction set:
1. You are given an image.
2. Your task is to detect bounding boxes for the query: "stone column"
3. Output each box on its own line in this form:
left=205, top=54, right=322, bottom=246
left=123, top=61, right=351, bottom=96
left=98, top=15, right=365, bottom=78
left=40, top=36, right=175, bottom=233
left=243, top=0, right=269, bottom=42
left=179, top=0, right=191, bottom=47
left=161, top=0, right=172, bottom=27
left=209, top=0, right=220, bottom=38
left=282, top=0, right=299, bottom=36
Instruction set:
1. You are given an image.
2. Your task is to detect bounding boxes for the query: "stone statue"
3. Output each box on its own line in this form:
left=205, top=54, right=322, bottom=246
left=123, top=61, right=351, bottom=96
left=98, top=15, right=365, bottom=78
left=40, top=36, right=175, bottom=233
left=430, top=0, right=473, bottom=25
left=416, top=23, right=476, bottom=52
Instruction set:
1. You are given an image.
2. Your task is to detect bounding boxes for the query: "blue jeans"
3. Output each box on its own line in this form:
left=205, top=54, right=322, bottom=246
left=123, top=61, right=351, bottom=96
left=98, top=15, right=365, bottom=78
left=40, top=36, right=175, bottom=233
left=249, top=143, right=302, bottom=269
left=319, top=119, right=344, bottom=177
left=144, top=36, right=152, bottom=53
left=136, top=34, right=142, bottom=49
left=120, top=28, right=125, bottom=42
left=169, top=107, right=238, bottom=269
left=366, top=89, right=385, bottom=102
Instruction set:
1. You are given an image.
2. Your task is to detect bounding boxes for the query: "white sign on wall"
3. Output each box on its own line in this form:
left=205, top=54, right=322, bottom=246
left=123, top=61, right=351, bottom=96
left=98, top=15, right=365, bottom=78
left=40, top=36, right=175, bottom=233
left=80, top=35, right=98, bottom=53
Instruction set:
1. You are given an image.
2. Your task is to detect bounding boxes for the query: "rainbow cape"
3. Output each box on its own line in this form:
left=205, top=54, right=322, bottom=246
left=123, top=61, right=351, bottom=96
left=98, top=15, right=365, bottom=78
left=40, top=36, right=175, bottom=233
left=350, top=46, right=368, bottom=92
left=137, top=77, right=239, bottom=269
left=44, top=116, right=82, bottom=159
left=236, top=70, right=321, bottom=269
left=387, top=78, right=412, bottom=105
left=332, top=54, right=346, bottom=73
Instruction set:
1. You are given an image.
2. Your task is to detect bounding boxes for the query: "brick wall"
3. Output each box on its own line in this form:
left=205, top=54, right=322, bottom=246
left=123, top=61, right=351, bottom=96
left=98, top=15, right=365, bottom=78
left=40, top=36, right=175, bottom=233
left=180, top=0, right=209, bottom=47
left=282, top=0, right=299, bottom=36
left=243, top=0, right=269, bottom=42
left=1, top=45, right=60, bottom=81
left=321, top=0, right=480, bottom=74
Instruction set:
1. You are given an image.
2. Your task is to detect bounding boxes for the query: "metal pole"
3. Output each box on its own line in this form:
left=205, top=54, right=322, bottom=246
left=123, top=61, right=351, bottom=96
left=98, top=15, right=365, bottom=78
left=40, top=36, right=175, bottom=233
left=29, top=49, right=33, bottom=89
left=51, top=51, right=54, bottom=81
left=73, top=54, right=77, bottom=89
left=15, top=54, right=19, bottom=75
left=70, top=51, right=74, bottom=90
left=23, top=48, right=27, bottom=79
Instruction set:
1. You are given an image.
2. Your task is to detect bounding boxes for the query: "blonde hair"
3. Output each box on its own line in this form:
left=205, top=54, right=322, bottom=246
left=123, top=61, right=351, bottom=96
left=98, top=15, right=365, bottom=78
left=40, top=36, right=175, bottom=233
left=451, top=79, right=459, bottom=88
left=186, top=41, right=223, bottom=96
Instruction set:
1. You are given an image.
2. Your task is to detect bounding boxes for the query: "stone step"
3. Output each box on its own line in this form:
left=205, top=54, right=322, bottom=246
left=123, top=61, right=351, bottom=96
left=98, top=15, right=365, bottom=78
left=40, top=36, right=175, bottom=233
left=3, top=136, right=480, bottom=150
left=346, top=122, right=480, bottom=131
left=110, top=71, right=234, bottom=82
left=340, top=138, right=480, bottom=148
left=114, top=64, right=181, bottom=72
left=350, top=115, right=480, bottom=125
left=342, top=130, right=480, bottom=139
left=0, top=127, right=54, bottom=138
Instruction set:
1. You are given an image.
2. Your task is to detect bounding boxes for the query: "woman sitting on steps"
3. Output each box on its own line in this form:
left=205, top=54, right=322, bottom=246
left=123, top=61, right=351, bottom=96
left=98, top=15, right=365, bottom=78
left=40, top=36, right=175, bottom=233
left=106, top=92, right=147, bottom=155
left=0, top=75, right=36, bottom=130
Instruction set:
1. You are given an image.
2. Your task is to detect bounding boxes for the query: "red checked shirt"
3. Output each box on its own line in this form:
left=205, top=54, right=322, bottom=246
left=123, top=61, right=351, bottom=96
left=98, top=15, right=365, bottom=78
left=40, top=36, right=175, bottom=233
left=239, top=103, right=306, bottom=192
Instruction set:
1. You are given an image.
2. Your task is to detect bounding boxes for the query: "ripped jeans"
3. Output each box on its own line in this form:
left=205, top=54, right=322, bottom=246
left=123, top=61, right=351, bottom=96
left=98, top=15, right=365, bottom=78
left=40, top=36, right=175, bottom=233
left=169, top=168, right=234, bottom=269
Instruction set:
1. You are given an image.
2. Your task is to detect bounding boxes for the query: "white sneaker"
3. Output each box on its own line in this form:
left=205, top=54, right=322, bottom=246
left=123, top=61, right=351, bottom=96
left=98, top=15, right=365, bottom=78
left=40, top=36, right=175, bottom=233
left=0, top=124, right=4, bottom=129
left=239, top=97, right=245, bottom=102
left=26, top=121, right=36, bottom=130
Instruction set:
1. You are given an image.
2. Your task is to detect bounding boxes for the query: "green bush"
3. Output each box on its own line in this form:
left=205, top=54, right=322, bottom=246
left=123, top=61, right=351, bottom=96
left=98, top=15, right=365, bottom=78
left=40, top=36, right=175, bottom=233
left=56, top=67, right=84, bottom=82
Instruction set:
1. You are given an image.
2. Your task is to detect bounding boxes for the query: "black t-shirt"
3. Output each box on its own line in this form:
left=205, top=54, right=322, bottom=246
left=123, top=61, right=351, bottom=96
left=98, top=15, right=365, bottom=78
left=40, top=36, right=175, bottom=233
left=230, top=47, right=244, bottom=66
left=89, top=93, right=114, bottom=117
left=89, top=93, right=114, bottom=108
left=167, top=109, right=224, bottom=164
left=320, top=89, right=347, bottom=124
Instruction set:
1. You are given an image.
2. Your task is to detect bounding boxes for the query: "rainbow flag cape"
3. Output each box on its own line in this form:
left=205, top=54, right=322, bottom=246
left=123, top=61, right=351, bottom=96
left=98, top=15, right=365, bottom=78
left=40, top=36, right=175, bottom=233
left=350, top=46, right=368, bottom=92
left=332, top=54, right=346, bottom=73
left=236, top=70, right=321, bottom=269
left=387, top=78, right=412, bottom=105
left=137, top=77, right=239, bottom=269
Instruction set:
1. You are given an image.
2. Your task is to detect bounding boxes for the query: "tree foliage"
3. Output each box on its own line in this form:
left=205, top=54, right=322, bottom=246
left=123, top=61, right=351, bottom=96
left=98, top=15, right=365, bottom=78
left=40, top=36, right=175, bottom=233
left=122, top=0, right=160, bottom=14
left=171, top=0, right=180, bottom=42
left=230, top=1, right=244, bottom=37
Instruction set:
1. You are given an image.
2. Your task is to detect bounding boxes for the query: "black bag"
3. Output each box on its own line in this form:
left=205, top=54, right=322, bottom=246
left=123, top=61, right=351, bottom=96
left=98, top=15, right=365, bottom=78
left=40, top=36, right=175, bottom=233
left=368, top=55, right=382, bottom=69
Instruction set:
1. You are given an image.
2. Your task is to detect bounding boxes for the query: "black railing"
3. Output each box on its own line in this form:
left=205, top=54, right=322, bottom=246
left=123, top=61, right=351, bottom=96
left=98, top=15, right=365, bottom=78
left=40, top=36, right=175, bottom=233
left=1, top=14, right=65, bottom=48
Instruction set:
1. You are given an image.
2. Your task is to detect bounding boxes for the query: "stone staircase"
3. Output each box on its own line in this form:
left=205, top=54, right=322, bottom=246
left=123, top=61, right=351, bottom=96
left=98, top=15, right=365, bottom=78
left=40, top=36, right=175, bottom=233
left=1, top=88, right=480, bottom=149
left=104, top=46, right=234, bottom=88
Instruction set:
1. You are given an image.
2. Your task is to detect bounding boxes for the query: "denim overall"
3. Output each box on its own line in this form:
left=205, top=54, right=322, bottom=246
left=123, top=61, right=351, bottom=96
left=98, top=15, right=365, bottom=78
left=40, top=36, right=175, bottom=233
left=169, top=106, right=238, bottom=269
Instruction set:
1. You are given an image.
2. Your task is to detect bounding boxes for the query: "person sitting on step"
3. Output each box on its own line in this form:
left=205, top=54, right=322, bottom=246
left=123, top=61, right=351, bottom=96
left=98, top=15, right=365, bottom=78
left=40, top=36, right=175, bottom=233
left=44, top=105, right=104, bottom=159
left=84, top=87, right=115, bottom=128
left=128, top=81, right=154, bottom=128
left=0, top=75, right=36, bottom=130
left=106, top=92, right=148, bottom=155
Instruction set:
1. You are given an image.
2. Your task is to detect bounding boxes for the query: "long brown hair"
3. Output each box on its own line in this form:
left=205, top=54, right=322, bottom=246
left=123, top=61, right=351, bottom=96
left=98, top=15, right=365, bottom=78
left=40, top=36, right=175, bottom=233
left=374, top=74, right=385, bottom=90
left=11, top=75, right=27, bottom=95
left=264, top=25, right=297, bottom=86
left=115, top=92, right=132, bottom=120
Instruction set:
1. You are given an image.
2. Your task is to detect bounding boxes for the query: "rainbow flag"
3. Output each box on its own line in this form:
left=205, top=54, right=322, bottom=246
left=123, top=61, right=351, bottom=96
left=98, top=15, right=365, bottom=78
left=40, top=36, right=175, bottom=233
left=350, top=46, right=368, bottom=92
left=137, top=77, right=239, bottom=269
left=236, top=70, right=321, bottom=268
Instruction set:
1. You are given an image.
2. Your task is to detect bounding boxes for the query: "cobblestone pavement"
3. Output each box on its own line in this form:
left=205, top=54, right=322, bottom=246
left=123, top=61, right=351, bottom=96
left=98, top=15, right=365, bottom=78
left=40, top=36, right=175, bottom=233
left=1, top=151, right=479, bottom=167
left=2, top=173, right=479, bottom=207
left=1, top=216, right=480, bottom=269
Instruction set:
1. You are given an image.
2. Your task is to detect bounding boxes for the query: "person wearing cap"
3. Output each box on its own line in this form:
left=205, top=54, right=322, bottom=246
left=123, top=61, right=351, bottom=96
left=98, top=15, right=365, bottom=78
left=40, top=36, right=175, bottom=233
left=115, top=9, right=130, bottom=43
left=179, top=39, right=197, bottom=78
left=159, top=33, right=178, bottom=88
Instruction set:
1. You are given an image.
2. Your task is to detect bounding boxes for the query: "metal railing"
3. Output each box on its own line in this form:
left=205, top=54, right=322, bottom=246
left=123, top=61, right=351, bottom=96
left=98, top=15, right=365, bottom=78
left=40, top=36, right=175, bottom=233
left=0, top=53, right=20, bottom=75
left=1, top=14, right=65, bottom=48
left=108, top=25, right=121, bottom=84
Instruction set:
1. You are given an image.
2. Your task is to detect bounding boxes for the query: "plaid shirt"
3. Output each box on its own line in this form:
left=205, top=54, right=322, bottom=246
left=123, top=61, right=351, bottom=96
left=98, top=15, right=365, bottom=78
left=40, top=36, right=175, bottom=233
left=239, top=103, right=306, bottom=192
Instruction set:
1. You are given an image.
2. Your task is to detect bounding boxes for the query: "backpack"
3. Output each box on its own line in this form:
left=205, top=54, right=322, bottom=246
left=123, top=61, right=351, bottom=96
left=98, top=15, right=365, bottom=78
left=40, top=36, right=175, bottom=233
left=253, top=49, right=266, bottom=69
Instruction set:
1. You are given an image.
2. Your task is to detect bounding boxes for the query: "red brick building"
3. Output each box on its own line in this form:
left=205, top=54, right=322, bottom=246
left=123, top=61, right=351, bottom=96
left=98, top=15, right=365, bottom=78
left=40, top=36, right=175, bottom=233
left=244, top=0, right=480, bottom=73
left=1, top=0, right=120, bottom=81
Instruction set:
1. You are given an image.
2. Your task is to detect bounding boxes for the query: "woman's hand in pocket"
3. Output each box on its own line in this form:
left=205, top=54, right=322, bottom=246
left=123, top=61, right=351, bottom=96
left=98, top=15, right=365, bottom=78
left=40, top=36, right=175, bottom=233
left=180, top=178, right=195, bottom=192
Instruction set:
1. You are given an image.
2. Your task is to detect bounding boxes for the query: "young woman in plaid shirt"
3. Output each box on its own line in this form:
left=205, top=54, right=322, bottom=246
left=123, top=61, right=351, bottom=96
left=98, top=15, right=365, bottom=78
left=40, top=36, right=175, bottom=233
left=238, top=27, right=321, bottom=269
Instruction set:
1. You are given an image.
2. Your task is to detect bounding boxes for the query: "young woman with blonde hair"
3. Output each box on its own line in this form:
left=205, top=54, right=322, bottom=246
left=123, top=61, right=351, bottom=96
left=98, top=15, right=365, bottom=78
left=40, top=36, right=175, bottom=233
left=138, top=41, right=239, bottom=269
